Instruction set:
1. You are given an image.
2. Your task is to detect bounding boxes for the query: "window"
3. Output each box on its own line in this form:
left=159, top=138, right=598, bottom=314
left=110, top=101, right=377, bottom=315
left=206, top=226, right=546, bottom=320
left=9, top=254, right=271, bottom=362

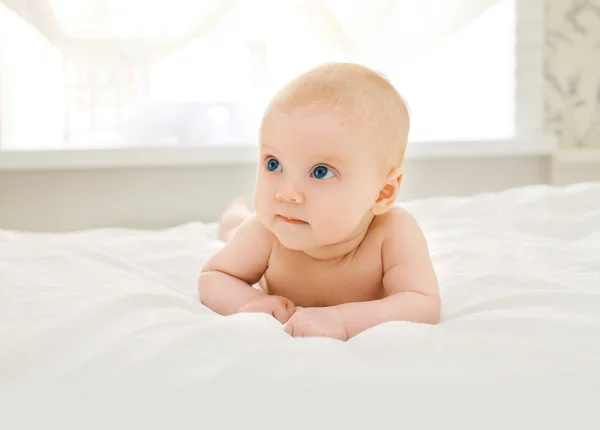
left=0, top=0, right=540, bottom=151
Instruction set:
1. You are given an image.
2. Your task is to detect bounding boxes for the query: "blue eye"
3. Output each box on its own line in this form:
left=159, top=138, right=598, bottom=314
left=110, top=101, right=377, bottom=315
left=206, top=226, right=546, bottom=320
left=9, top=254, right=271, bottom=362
left=266, top=158, right=281, bottom=172
left=312, top=165, right=335, bottom=180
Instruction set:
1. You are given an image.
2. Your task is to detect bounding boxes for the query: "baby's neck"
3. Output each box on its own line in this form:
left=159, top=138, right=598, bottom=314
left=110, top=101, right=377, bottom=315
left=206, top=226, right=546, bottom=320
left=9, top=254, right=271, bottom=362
left=302, top=214, right=374, bottom=262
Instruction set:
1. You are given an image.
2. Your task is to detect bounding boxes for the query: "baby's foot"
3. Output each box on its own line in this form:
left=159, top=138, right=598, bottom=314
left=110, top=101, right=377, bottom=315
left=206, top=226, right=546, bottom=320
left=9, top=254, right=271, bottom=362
left=219, top=197, right=252, bottom=242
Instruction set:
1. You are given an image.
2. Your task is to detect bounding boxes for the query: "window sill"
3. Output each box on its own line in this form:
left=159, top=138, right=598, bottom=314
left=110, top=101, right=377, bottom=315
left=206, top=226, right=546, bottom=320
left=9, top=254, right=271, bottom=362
left=0, top=136, right=556, bottom=171
left=553, top=148, right=600, bottom=165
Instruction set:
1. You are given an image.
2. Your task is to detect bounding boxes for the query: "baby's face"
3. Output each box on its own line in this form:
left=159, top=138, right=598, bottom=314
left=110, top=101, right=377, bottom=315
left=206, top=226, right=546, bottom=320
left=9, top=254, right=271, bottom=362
left=254, top=107, right=385, bottom=251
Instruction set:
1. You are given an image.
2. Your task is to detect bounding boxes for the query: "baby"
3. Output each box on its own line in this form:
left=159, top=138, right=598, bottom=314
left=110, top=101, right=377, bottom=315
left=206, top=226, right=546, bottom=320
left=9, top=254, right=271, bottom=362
left=198, top=63, right=440, bottom=340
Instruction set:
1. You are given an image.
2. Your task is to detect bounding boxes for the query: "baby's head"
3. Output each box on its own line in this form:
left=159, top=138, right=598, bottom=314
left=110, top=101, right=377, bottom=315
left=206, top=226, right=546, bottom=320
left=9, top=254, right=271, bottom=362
left=254, top=62, right=410, bottom=251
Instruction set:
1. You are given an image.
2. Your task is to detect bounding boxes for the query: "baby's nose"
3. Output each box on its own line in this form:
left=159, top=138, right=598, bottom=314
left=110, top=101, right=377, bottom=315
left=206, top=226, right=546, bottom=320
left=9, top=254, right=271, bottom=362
left=275, top=181, right=304, bottom=204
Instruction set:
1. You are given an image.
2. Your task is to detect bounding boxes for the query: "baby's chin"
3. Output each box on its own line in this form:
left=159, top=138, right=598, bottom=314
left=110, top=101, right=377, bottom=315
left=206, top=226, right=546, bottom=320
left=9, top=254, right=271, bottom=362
left=269, top=224, right=350, bottom=252
left=269, top=224, right=315, bottom=251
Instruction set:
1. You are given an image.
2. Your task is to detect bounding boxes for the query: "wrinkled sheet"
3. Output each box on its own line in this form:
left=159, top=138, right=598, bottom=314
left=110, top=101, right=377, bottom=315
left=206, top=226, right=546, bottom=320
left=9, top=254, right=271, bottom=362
left=1, top=183, right=600, bottom=426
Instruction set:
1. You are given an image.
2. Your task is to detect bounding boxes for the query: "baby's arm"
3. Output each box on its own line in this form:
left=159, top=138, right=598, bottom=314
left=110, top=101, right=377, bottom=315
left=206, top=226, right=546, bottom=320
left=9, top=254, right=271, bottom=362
left=198, top=215, right=275, bottom=316
left=335, top=209, right=441, bottom=338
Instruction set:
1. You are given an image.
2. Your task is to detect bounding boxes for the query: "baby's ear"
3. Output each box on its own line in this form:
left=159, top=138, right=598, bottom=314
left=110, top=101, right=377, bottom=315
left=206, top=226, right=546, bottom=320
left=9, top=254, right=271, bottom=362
left=371, top=167, right=403, bottom=215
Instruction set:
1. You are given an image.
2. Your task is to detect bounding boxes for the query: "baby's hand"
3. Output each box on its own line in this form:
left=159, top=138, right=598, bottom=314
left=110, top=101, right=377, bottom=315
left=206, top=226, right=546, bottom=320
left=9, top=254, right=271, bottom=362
left=238, top=294, right=296, bottom=324
left=284, top=307, right=348, bottom=341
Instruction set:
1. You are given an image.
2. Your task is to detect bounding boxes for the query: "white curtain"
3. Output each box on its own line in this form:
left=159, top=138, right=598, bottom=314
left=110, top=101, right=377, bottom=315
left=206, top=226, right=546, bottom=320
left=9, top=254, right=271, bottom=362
left=0, top=0, right=501, bottom=64
left=0, top=0, right=514, bottom=149
left=0, top=0, right=235, bottom=65
left=319, top=0, right=502, bottom=57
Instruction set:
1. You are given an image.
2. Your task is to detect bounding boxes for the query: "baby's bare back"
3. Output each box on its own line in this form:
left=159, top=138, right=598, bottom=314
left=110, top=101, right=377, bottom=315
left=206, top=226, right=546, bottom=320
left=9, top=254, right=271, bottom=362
left=261, top=219, right=388, bottom=308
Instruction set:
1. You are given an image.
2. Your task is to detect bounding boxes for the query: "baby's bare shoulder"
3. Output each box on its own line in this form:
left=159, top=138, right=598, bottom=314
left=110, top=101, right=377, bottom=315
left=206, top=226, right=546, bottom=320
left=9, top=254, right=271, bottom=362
left=362, top=207, right=420, bottom=258
left=375, top=206, right=428, bottom=252
left=377, top=206, right=438, bottom=298
left=372, top=205, right=417, bottom=234
left=235, top=214, right=276, bottom=241
left=202, top=215, right=276, bottom=279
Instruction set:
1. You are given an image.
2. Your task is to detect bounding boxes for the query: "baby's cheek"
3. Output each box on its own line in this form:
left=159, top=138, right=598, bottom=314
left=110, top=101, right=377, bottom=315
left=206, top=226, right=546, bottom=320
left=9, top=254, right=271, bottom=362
left=313, top=204, right=363, bottom=241
left=254, top=182, right=273, bottom=210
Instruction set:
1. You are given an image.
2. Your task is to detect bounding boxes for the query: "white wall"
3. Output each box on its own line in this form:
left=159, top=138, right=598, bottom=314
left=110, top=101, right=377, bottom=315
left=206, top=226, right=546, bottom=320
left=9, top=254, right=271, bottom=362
left=1, top=153, right=598, bottom=232
left=0, top=155, right=551, bottom=232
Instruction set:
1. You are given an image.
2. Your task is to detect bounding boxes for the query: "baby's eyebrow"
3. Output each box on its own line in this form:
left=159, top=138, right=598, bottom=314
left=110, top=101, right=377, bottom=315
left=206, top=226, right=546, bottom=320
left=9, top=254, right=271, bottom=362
left=259, top=143, right=277, bottom=153
left=316, top=155, right=344, bottom=166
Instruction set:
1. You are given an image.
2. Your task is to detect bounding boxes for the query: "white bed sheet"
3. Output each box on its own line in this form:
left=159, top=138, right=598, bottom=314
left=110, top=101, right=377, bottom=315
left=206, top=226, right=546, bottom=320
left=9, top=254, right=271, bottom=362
left=1, top=183, right=600, bottom=398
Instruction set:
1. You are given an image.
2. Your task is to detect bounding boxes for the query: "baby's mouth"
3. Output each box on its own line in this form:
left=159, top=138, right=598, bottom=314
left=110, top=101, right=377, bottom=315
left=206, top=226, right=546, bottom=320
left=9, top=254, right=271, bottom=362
left=277, top=215, right=308, bottom=225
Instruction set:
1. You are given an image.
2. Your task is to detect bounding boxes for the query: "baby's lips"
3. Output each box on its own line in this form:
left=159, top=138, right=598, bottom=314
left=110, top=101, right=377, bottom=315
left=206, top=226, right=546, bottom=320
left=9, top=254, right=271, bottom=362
left=277, top=214, right=308, bottom=224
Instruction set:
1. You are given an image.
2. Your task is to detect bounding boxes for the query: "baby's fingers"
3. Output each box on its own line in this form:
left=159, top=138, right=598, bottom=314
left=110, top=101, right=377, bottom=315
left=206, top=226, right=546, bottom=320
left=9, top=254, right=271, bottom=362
left=284, top=320, right=294, bottom=336
left=273, top=303, right=293, bottom=324
left=285, top=315, right=310, bottom=337
left=284, top=300, right=296, bottom=319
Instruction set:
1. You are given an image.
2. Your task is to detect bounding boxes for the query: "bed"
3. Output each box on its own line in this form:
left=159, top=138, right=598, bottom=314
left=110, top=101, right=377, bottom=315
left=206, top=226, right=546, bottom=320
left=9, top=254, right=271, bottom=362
left=1, top=182, right=600, bottom=427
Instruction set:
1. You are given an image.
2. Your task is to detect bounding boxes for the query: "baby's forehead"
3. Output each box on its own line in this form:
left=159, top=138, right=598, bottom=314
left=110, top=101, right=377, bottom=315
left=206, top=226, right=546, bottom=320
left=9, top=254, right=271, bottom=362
left=261, top=112, right=383, bottom=170
left=262, top=105, right=373, bottom=147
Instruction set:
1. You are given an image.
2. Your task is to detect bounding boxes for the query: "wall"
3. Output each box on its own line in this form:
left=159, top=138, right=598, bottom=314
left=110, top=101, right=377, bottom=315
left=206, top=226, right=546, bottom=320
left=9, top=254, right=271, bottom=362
left=0, top=156, right=553, bottom=232
left=544, top=0, right=600, bottom=186
left=545, top=0, right=600, bottom=148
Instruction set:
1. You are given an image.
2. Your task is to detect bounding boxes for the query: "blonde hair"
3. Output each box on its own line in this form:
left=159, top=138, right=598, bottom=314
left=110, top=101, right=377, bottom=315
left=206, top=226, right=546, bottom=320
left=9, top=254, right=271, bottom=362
left=262, top=62, right=410, bottom=169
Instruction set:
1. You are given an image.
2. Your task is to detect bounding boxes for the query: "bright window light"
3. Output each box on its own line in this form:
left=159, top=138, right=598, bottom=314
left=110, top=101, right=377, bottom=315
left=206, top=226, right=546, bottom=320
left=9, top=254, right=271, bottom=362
left=0, top=0, right=515, bottom=150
